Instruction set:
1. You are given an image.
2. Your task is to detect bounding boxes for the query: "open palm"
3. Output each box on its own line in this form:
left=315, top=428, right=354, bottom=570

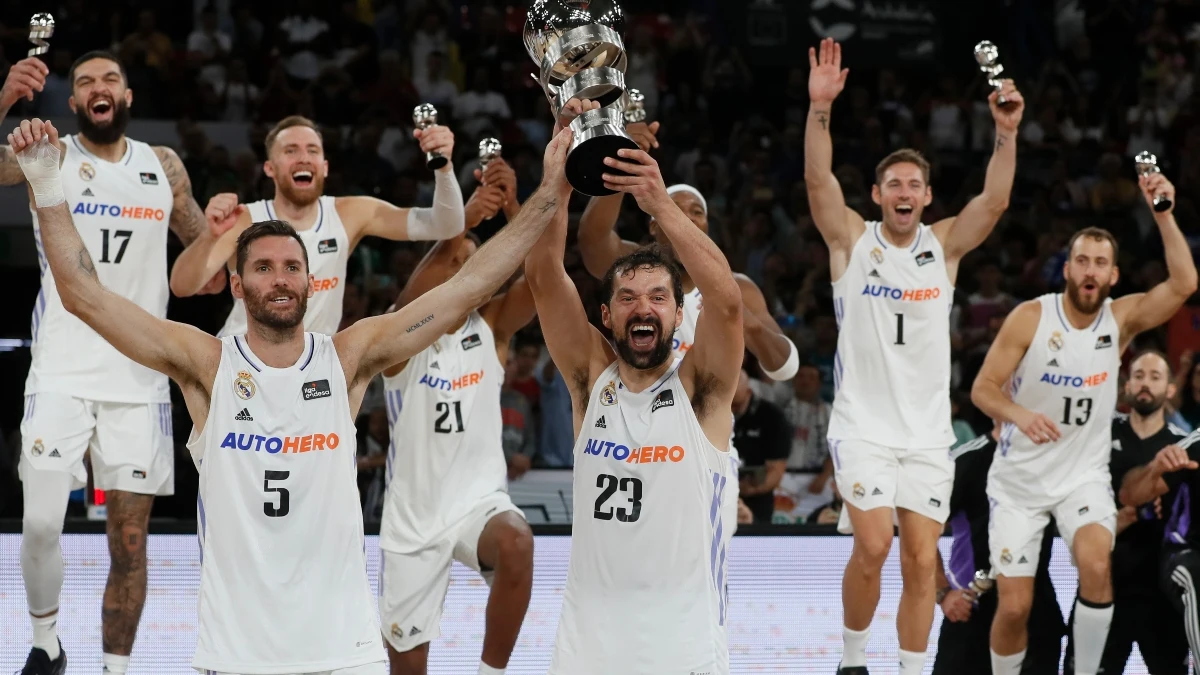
left=808, top=37, right=849, bottom=104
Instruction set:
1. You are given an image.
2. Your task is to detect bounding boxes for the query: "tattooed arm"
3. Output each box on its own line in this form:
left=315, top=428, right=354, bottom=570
left=155, top=145, right=227, bottom=293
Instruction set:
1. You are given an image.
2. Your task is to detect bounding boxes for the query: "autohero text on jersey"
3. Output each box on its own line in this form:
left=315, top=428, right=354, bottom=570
left=1039, top=371, right=1109, bottom=388
left=583, top=437, right=686, bottom=464
left=860, top=284, right=942, bottom=301
left=219, top=431, right=341, bottom=454
left=73, top=201, right=166, bottom=221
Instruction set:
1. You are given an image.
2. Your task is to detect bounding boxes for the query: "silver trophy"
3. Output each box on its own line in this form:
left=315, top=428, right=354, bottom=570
left=969, top=569, right=995, bottom=597
left=28, top=13, right=54, bottom=57
left=973, top=41, right=1010, bottom=107
left=1135, top=151, right=1173, bottom=213
left=524, top=0, right=637, bottom=196
left=622, top=88, right=646, bottom=124
left=412, top=104, right=448, bottom=171
left=479, top=137, right=502, bottom=171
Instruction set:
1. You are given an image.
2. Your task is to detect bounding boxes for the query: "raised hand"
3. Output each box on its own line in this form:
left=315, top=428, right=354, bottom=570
left=627, top=120, right=661, bottom=153
left=465, top=183, right=505, bottom=228
left=9, top=118, right=63, bottom=207
left=808, top=37, right=849, bottom=105
left=205, top=193, right=244, bottom=237
left=413, top=124, right=455, bottom=171
left=541, top=127, right=574, bottom=196
left=554, top=97, right=601, bottom=134
left=479, top=158, right=518, bottom=208
left=0, top=58, right=49, bottom=110
left=1139, top=171, right=1176, bottom=215
left=600, top=148, right=669, bottom=212
left=989, top=79, right=1025, bottom=134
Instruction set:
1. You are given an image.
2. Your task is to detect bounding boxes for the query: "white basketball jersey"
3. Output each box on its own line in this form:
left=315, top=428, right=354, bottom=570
left=25, top=135, right=172, bottom=403
left=379, top=312, right=507, bottom=552
left=988, top=294, right=1120, bottom=505
left=187, top=334, right=384, bottom=673
left=550, top=360, right=732, bottom=675
left=671, top=287, right=703, bottom=357
left=220, top=196, right=350, bottom=336
left=829, top=222, right=955, bottom=447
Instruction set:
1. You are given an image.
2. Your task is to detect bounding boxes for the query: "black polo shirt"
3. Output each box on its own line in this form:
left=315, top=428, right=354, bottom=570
left=734, top=394, right=791, bottom=523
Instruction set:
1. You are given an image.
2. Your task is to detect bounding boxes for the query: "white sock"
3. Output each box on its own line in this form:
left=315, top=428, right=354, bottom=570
left=31, top=612, right=59, bottom=660
left=1072, top=598, right=1114, bottom=675
left=897, top=648, right=926, bottom=674
left=479, top=663, right=505, bottom=675
left=102, top=653, right=129, bottom=674
left=990, top=648, right=1025, bottom=675
left=839, top=625, right=870, bottom=668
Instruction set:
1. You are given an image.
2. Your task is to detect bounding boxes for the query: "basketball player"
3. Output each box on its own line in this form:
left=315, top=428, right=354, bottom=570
left=8, top=116, right=573, bottom=675
left=0, top=52, right=224, bottom=675
left=378, top=159, right=535, bottom=675
left=806, top=37, right=1024, bottom=674
left=1061, top=350, right=1190, bottom=674
left=576, top=119, right=799, bottom=533
left=168, top=114, right=465, bottom=335
left=526, top=142, right=742, bottom=673
left=972, top=171, right=1196, bottom=675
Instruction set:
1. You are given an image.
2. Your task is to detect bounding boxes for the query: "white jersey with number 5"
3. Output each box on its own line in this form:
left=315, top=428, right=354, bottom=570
left=829, top=222, right=955, bottom=448
left=380, top=312, right=507, bottom=553
left=187, top=333, right=384, bottom=673
left=989, top=294, right=1120, bottom=505
left=26, top=134, right=173, bottom=403
left=550, top=359, right=733, bottom=675
left=220, top=196, right=350, bottom=337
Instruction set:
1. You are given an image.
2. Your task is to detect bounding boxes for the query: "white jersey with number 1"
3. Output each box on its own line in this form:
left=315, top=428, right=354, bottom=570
left=26, top=134, right=172, bottom=403
left=549, top=359, right=732, bottom=675
left=187, top=333, right=384, bottom=673
left=829, top=221, right=955, bottom=448
left=220, top=196, right=350, bottom=336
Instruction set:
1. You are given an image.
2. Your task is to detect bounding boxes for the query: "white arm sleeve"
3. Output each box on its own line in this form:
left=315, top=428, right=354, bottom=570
left=406, top=168, right=465, bottom=240
left=762, top=336, right=799, bottom=381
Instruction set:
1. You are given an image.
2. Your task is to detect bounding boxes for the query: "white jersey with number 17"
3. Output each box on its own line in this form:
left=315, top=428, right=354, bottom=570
left=829, top=221, right=955, bottom=448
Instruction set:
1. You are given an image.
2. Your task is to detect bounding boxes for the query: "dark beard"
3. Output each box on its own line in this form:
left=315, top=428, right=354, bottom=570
left=1065, top=277, right=1112, bottom=315
left=244, top=286, right=308, bottom=331
left=613, top=325, right=674, bottom=370
left=1131, top=391, right=1167, bottom=416
left=76, top=99, right=130, bottom=146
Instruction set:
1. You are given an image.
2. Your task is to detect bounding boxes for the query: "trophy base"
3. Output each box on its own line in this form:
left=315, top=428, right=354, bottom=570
left=1154, top=196, right=1173, bottom=213
left=426, top=151, right=448, bottom=171
left=566, top=108, right=638, bottom=197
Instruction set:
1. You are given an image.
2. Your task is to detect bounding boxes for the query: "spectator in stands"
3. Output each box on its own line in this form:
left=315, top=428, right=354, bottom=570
left=733, top=370, right=791, bottom=523
left=120, top=9, right=173, bottom=78
left=279, top=0, right=331, bottom=88
left=502, top=352, right=537, bottom=481
left=414, top=50, right=459, bottom=111
left=1091, top=152, right=1140, bottom=213
left=1172, top=351, right=1200, bottom=429
left=218, top=59, right=260, bottom=122
left=810, top=313, right=838, bottom=403
left=454, top=67, right=512, bottom=139
left=509, top=340, right=542, bottom=410
left=780, top=362, right=832, bottom=480
left=538, top=361, right=574, bottom=468
left=188, top=5, right=231, bottom=90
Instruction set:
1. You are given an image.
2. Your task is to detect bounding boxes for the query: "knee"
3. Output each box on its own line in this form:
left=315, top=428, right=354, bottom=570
left=494, top=523, right=534, bottom=578
left=899, top=544, right=939, bottom=586
left=995, top=592, right=1033, bottom=626
left=852, top=533, right=892, bottom=571
left=107, top=523, right=149, bottom=572
left=1077, top=551, right=1112, bottom=591
left=22, top=510, right=64, bottom=548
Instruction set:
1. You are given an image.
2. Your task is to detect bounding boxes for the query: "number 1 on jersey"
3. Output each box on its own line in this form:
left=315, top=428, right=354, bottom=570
left=99, top=229, right=133, bottom=264
left=895, top=313, right=905, bottom=345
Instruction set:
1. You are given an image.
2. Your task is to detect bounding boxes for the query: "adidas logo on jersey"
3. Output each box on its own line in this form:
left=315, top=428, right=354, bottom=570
left=48, top=448, right=60, bottom=458
left=1047, top=359, right=1059, bottom=367
left=430, top=361, right=440, bottom=369
left=651, top=389, right=675, bottom=412
left=595, top=416, right=607, bottom=429
left=872, top=487, right=883, bottom=496
left=1095, top=334, right=1113, bottom=349
left=234, top=408, right=254, bottom=421
left=81, top=187, right=94, bottom=196
left=1018, top=555, right=1028, bottom=564
left=409, top=626, right=421, bottom=637
left=868, top=269, right=881, bottom=278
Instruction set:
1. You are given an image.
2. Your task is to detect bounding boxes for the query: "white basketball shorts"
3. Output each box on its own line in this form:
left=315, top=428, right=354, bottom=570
left=829, top=438, right=953, bottom=525
left=379, top=491, right=524, bottom=652
left=19, top=392, right=174, bottom=496
left=198, top=663, right=387, bottom=675
left=988, top=479, right=1116, bottom=578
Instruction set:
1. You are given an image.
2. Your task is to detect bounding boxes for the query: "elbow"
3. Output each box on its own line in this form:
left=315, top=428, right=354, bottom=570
left=169, top=274, right=193, bottom=298
left=1176, top=272, right=1199, bottom=298
left=969, top=380, right=988, bottom=412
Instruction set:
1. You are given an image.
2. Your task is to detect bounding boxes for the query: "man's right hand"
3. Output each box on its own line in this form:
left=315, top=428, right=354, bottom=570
left=465, top=183, right=505, bottom=228
left=1, top=58, right=48, bottom=110
left=1153, top=444, right=1199, bottom=475
left=1013, top=407, right=1061, bottom=444
left=627, top=121, right=661, bottom=153
left=541, top=127, right=573, bottom=196
left=205, top=193, right=243, bottom=237
left=808, top=37, right=849, bottom=104
left=940, top=588, right=976, bottom=623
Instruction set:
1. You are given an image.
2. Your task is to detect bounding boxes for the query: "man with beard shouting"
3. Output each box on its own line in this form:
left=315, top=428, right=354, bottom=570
left=0, top=52, right=222, bottom=675
left=169, top=115, right=466, bottom=336
left=972, top=167, right=1196, bottom=675
left=8, top=116, right=574, bottom=675
left=526, top=142, right=742, bottom=674
left=1061, top=350, right=1190, bottom=674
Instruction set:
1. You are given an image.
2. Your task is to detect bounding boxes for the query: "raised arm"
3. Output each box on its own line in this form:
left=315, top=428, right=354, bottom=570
left=737, top=274, right=797, bottom=380
left=971, top=300, right=1062, bottom=445
left=11, top=119, right=219, bottom=423
left=338, top=128, right=574, bottom=396
left=1112, top=172, right=1198, bottom=343
left=154, top=145, right=228, bottom=294
left=602, top=148, right=743, bottom=417
left=932, top=81, right=1024, bottom=269
left=805, top=38, right=865, bottom=271
left=0, top=59, right=50, bottom=186
left=169, top=193, right=249, bottom=296
left=344, top=125, right=464, bottom=247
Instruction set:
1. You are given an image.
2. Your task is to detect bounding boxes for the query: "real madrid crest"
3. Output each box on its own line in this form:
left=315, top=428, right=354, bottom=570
left=79, top=161, right=95, bottom=181
left=32, top=438, right=44, bottom=456
left=600, top=381, right=617, bottom=406
left=1048, top=331, right=1064, bottom=352
left=852, top=482, right=865, bottom=500
left=234, top=370, right=257, bottom=400
left=999, top=548, right=1013, bottom=565
left=870, top=247, right=884, bottom=265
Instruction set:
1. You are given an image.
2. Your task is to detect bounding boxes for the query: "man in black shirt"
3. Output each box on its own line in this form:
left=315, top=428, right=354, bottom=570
left=1065, top=350, right=1190, bottom=674
left=733, top=370, right=791, bottom=523
left=932, top=428, right=1064, bottom=674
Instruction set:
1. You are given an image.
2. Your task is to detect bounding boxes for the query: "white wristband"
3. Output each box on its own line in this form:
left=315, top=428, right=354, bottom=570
left=17, top=135, right=64, bottom=208
left=763, top=337, right=799, bottom=381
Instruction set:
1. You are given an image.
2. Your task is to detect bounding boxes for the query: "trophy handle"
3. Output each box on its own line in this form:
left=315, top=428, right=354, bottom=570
left=425, top=150, right=448, bottom=171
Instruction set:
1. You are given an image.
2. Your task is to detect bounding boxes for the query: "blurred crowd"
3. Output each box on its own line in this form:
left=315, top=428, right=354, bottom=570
left=4, top=0, right=1200, bottom=524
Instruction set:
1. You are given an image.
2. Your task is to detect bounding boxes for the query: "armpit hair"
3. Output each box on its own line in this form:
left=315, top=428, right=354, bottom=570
left=689, top=370, right=720, bottom=422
